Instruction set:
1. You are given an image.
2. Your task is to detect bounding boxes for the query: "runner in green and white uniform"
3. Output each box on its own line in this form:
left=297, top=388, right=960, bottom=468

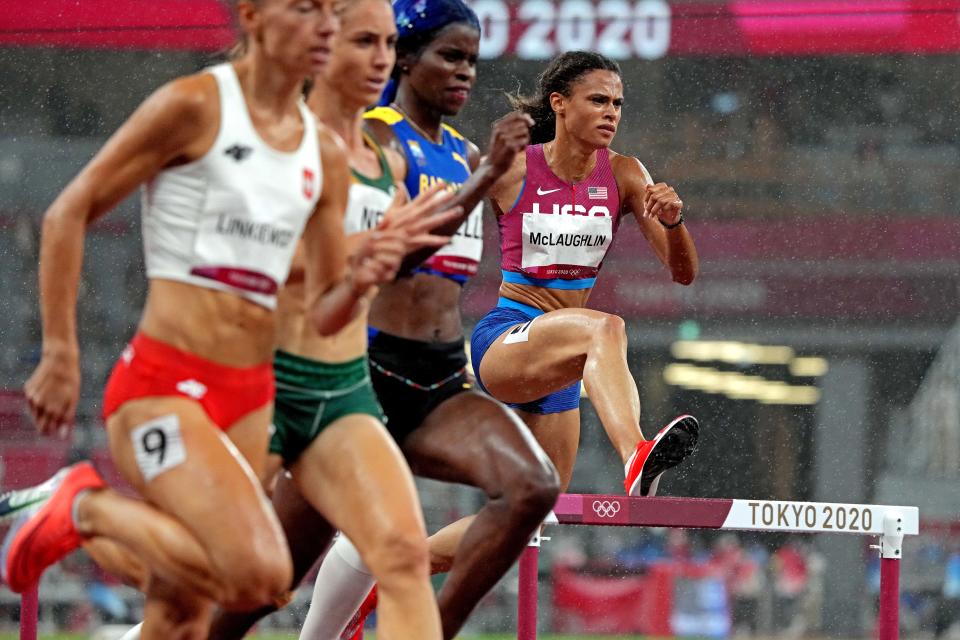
left=268, top=135, right=397, bottom=464
left=259, top=109, right=446, bottom=639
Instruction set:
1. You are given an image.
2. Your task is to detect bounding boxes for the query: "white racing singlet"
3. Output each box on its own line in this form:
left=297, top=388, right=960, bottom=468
left=141, top=63, right=322, bottom=309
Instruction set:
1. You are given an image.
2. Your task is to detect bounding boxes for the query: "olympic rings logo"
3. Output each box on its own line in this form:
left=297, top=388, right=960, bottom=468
left=592, top=500, right=622, bottom=518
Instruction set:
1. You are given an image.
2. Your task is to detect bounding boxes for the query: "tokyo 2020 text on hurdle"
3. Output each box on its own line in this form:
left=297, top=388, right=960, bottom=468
left=517, top=493, right=919, bottom=640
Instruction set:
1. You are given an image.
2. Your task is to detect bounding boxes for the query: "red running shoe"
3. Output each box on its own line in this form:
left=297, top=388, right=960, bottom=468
left=624, top=415, right=699, bottom=497
left=0, top=462, right=105, bottom=592
left=340, top=585, right=378, bottom=640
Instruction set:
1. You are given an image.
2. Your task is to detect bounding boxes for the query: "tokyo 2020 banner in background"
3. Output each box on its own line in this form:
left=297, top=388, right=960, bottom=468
left=4, top=0, right=960, bottom=57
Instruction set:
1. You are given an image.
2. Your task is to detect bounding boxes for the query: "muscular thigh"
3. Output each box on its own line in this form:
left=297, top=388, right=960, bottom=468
left=225, top=402, right=273, bottom=480
left=82, top=537, right=149, bottom=590
left=478, top=308, right=609, bottom=404
left=271, top=472, right=336, bottom=584
left=401, top=391, right=552, bottom=490
left=517, top=409, right=581, bottom=492
left=290, top=414, right=425, bottom=539
left=106, top=398, right=278, bottom=564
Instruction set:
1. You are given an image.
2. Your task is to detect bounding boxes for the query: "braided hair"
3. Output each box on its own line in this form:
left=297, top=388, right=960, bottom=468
left=511, top=51, right=621, bottom=145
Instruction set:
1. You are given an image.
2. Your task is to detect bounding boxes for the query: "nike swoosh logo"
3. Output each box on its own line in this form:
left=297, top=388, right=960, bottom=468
left=536, top=187, right=561, bottom=196
left=0, top=494, right=45, bottom=519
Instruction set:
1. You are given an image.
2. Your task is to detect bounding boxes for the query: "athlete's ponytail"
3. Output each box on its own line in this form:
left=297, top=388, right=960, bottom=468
left=511, top=51, right=621, bottom=145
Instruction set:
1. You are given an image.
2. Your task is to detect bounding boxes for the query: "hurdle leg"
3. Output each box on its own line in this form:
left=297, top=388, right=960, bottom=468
left=517, top=534, right=542, bottom=640
left=20, top=586, right=38, bottom=640
left=877, top=511, right=905, bottom=640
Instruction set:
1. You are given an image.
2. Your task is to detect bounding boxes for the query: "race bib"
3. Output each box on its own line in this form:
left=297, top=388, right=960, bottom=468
left=344, top=183, right=394, bottom=235
left=132, top=414, right=187, bottom=482
left=520, top=212, right=612, bottom=270
left=193, top=190, right=300, bottom=289
left=426, top=203, right=483, bottom=275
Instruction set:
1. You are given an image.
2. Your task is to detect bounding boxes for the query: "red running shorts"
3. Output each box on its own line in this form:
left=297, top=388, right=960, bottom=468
left=102, top=332, right=274, bottom=431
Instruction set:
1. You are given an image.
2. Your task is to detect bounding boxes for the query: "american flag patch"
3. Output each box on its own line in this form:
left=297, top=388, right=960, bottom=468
left=587, top=186, right=607, bottom=200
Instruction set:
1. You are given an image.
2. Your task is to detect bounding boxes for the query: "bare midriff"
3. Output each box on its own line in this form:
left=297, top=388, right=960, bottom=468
left=139, top=279, right=276, bottom=367
left=498, top=281, right=592, bottom=313
left=368, top=273, right=464, bottom=343
left=274, top=279, right=369, bottom=364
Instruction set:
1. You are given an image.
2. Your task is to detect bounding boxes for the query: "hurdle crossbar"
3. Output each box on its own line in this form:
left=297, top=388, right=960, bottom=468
left=518, top=493, right=918, bottom=640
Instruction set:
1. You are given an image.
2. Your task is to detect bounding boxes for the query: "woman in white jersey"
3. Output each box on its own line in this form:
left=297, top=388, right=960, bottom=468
left=0, top=0, right=453, bottom=637
left=206, top=2, right=554, bottom=640
left=207, top=1, right=451, bottom=636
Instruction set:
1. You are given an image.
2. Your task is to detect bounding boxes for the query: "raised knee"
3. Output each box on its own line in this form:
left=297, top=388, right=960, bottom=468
left=596, top=313, right=626, bottom=341
left=505, top=463, right=560, bottom=521
left=364, top=527, right=430, bottom=580
left=219, top=548, right=293, bottom=609
left=585, top=314, right=627, bottom=355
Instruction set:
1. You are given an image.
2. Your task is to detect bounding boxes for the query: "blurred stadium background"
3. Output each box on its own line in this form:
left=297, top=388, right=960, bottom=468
left=1, top=0, right=959, bottom=637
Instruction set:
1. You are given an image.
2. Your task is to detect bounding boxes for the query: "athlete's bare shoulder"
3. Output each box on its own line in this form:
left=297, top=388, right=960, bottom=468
left=363, top=116, right=404, bottom=156
left=166, top=70, right=218, bottom=103
left=317, top=119, right=347, bottom=152
left=153, top=72, right=220, bottom=130
left=359, top=118, right=408, bottom=185
left=316, top=120, right=349, bottom=176
left=503, top=146, right=529, bottom=186
left=308, top=121, right=350, bottom=232
left=124, top=71, right=223, bottom=166
left=609, top=150, right=654, bottom=199
left=606, top=149, right=645, bottom=176
left=464, top=138, right=482, bottom=170
left=383, top=145, right=408, bottom=183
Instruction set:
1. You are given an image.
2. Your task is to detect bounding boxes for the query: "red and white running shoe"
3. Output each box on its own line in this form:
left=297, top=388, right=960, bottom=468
left=624, top=415, right=699, bottom=497
left=340, top=585, right=378, bottom=640
left=0, top=461, right=105, bottom=592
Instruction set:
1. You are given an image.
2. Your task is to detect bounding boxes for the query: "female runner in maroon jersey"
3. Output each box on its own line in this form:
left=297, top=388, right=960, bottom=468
left=470, top=50, right=701, bottom=501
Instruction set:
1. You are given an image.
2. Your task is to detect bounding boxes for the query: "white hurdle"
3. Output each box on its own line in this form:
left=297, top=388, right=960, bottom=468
left=516, top=494, right=919, bottom=640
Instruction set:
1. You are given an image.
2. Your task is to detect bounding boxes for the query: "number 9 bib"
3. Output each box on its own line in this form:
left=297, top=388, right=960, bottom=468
left=132, top=414, right=187, bottom=482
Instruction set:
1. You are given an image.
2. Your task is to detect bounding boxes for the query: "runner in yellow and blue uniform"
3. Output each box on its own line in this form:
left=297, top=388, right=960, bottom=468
left=358, top=105, right=485, bottom=438
left=364, top=104, right=483, bottom=286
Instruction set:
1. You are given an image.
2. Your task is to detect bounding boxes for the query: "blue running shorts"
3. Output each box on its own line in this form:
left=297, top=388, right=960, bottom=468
left=470, top=297, right=581, bottom=415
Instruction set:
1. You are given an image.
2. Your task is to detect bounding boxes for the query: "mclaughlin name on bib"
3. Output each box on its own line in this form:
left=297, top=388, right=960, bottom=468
left=528, top=232, right=608, bottom=247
